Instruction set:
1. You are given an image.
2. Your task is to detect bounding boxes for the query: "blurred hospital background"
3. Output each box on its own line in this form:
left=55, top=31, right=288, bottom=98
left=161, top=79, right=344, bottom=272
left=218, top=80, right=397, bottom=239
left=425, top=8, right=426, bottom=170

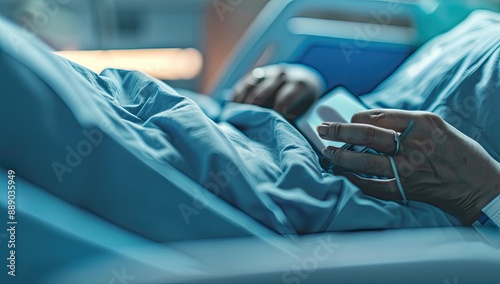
left=0, top=0, right=498, bottom=95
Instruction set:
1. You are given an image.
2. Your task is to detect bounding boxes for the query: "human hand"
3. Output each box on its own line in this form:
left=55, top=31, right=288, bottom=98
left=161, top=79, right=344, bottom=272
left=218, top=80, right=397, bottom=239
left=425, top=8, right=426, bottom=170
left=316, top=109, right=500, bottom=225
left=231, top=64, right=325, bottom=120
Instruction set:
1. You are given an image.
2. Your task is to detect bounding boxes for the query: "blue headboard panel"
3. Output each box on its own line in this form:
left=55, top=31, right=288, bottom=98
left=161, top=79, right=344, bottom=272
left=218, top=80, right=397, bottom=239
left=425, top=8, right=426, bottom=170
left=296, top=43, right=413, bottom=95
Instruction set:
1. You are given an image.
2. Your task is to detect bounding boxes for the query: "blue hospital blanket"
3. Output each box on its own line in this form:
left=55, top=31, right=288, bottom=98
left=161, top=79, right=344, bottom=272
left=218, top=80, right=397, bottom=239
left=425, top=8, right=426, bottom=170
left=1, top=11, right=498, bottom=240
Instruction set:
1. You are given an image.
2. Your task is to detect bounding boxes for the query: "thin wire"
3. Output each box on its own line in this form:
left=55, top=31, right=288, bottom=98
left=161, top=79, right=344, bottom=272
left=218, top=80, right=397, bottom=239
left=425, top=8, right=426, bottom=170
left=400, top=120, right=415, bottom=141
left=392, top=131, right=401, bottom=156
left=388, top=155, right=408, bottom=205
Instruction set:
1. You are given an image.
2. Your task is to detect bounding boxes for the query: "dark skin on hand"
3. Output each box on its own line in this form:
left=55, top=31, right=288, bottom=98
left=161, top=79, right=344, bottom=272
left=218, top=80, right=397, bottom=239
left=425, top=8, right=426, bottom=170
left=231, top=64, right=324, bottom=121
left=233, top=64, right=500, bottom=226
left=317, top=109, right=500, bottom=225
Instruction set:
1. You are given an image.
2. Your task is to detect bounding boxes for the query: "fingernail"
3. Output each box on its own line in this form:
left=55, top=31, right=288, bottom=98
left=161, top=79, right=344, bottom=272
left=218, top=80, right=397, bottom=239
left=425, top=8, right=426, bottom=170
left=317, top=125, right=329, bottom=136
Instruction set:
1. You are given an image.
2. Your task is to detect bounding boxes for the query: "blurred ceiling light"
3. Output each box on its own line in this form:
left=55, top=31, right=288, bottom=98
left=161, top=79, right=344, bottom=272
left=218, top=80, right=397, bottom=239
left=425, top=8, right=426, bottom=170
left=54, top=48, right=203, bottom=80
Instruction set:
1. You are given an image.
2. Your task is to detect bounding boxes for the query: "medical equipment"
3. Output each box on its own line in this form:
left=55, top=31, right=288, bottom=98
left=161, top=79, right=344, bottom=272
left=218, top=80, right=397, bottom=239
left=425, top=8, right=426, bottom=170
left=211, top=0, right=418, bottom=99
left=211, top=0, right=499, bottom=98
left=475, top=195, right=500, bottom=228
left=388, top=121, right=415, bottom=205
left=295, top=87, right=369, bottom=152
left=296, top=86, right=416, bottom=203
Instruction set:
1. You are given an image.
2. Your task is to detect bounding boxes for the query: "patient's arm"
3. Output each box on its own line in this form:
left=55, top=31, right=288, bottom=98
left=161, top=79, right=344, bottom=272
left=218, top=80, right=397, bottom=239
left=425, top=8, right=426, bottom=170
left=231, top=64, right=325, bottom=120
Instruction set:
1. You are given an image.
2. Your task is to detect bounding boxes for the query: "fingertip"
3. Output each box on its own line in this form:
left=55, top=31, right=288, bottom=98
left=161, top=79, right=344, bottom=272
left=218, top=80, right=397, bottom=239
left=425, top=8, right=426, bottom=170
left=321, top=147, right=333, bottom=157
left=317, top=125, right=329, bottom=136
left=316, top=122, right=328, bottom=132
left=322, top=145, right=342, bottom=160
left=231, top=89, right=242, bottom=103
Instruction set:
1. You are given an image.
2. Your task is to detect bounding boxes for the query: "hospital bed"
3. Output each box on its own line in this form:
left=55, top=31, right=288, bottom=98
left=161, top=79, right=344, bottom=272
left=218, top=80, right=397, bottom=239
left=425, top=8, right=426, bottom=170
left=211, top=0, right=499, bottom=97
left=1, top=1, right=500, bottom=284
left=211, top=0, right=414, bottom=97
left=2, top=170, right=500, bottom=284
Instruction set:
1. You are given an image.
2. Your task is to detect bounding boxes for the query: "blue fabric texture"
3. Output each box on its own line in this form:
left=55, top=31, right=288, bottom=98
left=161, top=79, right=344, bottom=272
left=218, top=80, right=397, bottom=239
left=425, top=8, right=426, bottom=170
left=2, top=11, right=497, bottom=240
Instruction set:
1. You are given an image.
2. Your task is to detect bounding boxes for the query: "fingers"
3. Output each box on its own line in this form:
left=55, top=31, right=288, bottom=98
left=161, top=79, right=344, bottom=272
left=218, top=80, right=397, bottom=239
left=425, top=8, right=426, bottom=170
left=273, top=81, right=316, bottom=120
left=232, top=65, right=285, bottom=105
left=317, top=122, right=396, bottom=154
left=343, top=173, right=401, bottom=202
left=323, top=148, right=394, bottom=177
left=233, top=81, right=258, bottom=103
left=351, top=109, right=418, bottom=132
left=244, top=72, right=287, bottom=107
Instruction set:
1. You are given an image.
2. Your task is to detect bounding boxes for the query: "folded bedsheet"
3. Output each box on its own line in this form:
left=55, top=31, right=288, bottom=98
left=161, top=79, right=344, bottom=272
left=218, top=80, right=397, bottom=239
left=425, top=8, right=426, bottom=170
left=1, top=11, right=498, bottom=240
